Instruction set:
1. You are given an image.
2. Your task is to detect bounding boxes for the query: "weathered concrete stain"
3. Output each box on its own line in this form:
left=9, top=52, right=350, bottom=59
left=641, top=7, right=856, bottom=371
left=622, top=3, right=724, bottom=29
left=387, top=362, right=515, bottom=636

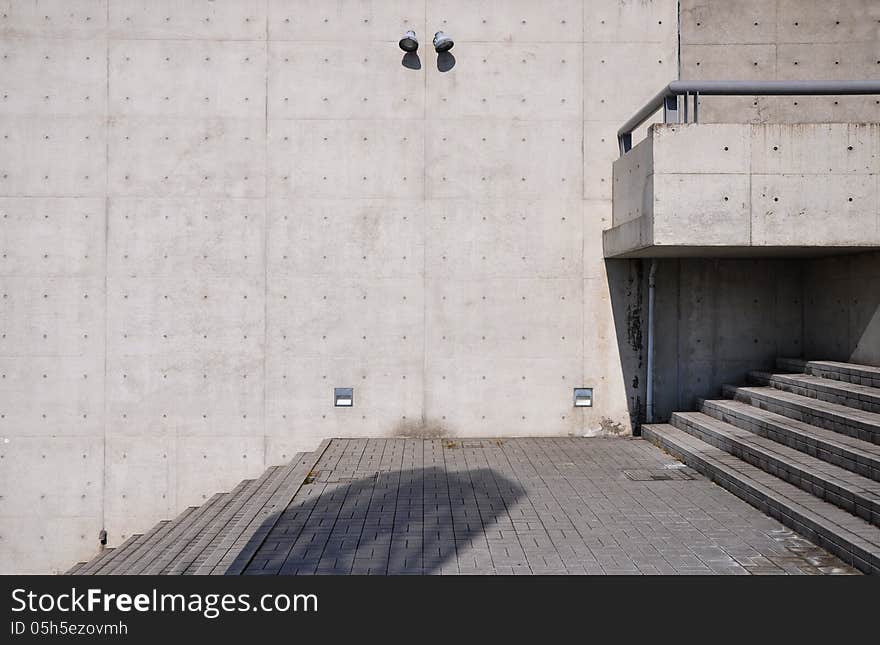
left=391, top=418, right=453, bottom=439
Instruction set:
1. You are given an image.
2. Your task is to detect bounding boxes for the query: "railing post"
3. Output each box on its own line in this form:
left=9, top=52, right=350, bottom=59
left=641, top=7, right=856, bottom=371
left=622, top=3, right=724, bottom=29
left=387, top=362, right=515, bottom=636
left=618, top=80, right=880, bottom=157
left=663, top=94, right=679, bottom=124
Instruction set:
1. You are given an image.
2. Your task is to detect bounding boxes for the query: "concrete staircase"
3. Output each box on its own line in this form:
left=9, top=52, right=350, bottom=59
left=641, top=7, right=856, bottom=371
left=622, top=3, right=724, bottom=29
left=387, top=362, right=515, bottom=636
left=65, top=442, right=329, bottom=575
left=644, top=358, right=880, bottom=575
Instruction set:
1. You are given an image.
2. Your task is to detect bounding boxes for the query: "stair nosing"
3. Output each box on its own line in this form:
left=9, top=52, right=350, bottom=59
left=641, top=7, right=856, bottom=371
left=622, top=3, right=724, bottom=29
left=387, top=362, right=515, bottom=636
left=700, top=397, right=880, bottom=468
left=671, top=412, right=880, bottom=522
left=643, top=423, right=880, bottom=574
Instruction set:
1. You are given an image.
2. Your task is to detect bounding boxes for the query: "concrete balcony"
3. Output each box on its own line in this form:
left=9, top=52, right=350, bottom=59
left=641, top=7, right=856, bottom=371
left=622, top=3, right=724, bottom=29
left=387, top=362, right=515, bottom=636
left=603, top=122, right=880, bottom=258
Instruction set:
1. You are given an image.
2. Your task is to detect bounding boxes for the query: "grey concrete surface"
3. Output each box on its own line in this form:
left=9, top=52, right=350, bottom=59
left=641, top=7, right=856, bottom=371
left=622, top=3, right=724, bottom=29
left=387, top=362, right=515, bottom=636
left=679, top=0, right=880, bottom=124
left=1, top=0, right=878, bottom=575
left=0, top=0, right=680, bottom=574
left=242, top=437, right=857, bottom=575
left=803, top=251, right=880, bottom=368
left=604, top=123, right=880, bottom=258
left=67, top=437, right=860, bottom=575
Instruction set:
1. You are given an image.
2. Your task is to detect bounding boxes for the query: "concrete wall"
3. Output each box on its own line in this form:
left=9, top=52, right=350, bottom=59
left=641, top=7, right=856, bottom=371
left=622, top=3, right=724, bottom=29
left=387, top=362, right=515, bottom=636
left=803, top=251, right=880, bottom=368
left=680, top=0, right=880, bottom=123
left=605, top=122, right=880, bottom=257
left=650, top=257, right=803, bottom=420
left=0, top=1, right=679, bottom=572
left=642, top=1, right=880, bottom=421
left=2, top=0, right=876, bottom=576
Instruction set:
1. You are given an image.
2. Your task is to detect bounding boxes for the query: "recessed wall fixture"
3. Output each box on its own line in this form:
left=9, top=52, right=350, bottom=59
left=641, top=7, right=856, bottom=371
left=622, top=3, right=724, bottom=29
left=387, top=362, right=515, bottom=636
left=433, top=31, right=454, bottom=53
left=573, top=388, right=593, bottom=408
left=399, top=30, right=419, bottom=52
left=334, top=387, right=353, bottom=407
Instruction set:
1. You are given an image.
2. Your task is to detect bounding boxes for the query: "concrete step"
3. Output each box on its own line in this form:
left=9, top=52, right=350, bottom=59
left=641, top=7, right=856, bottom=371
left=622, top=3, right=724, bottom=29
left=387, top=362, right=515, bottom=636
left=671, top=412, right=880, bottom=527
left=196, top=451, right=317, bottom=575
left=127, top=496, right=225, bottom=576
left=72, top=533, right=141, bottom=575
left=700, top=398, right=880, bottom=482
left=105, top=520, right=175, bottom=575
left=642, top=423, right=880, bottom=575
left=145, top=491, right=237, bottom=575
left=122, top=506, right=202, bottom=575
left=777, top=358, right=880, bottom=389
left=217, top=452, right=312, bottom=575
left=169, top=467, right=281, bottom=575
left=92, top=532, right=151, bottom=575
left=723, top=384, right=880, bottom=446
left=67, top=445, right=329, bottom=575
left=750, top=371, right=880, bottom=414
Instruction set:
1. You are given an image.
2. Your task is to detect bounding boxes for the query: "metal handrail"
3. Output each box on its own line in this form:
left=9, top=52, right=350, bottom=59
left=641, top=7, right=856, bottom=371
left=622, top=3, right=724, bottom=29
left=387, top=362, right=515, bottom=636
left=617, top=80, right=880, bottom=155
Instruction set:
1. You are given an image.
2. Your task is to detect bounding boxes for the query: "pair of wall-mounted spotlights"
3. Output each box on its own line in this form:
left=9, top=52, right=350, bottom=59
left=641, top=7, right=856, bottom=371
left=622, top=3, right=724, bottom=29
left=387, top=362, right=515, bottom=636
left=399, top=30, right=454, bottom=53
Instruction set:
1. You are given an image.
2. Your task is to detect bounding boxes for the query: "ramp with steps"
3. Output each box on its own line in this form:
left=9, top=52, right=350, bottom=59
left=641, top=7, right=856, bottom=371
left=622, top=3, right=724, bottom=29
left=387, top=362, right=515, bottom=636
left=645, top=357, right=880, bottom=574
left=65, top=442, right=329, bottom=575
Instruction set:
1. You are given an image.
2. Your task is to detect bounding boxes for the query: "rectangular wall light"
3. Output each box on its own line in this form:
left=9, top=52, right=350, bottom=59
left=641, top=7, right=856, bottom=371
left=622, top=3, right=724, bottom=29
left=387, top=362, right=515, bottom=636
left=334, top=387, right=353, bottom=407
left=573, top=388, right=593, bottom=407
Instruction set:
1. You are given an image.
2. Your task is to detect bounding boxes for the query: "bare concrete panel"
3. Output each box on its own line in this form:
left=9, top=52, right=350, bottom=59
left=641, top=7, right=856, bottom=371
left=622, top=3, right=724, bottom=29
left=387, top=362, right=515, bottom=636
left=0, top=117, right=106, bottom=196
left=103, top=435, right=177, bottom=543
left=110, top=40, right=266, bottom=119
left=653, top=124, right=750, bottom=174
left=425, top=199, right=583, bottom=279
left=750, top=123, right=878, bottom=175
left=427, top=0, right=584, bottom=43
left=804, top=250, right=880, bottom=367
left=605, top=123, right=880, bottom=257
left=584, top=200, right=613, bottom=280
left=0, top=355, right=104, bottom=436
left=584, top=42, right=675, bottom=122
left=268, top=198, right=424, bottom=279
left=776, top=0, right=880, bottom=44
left=585, top=121, right=624, bottom=201
left=427, top=43, right=583, bottom=121
left=423, top=356, right=584, bottom=436
left=268, top=0, right=420, bottom=42
left=174, top=436, right=265, bottom=509
left=265, top=355, right=425, bottom=447
left=751, top=174, right=879, bottom=246
left=586, top=0, right=678, bottom=43
left=680, top=0, right=777, bottom=45
left=425, top=278, right=583, bottom=359
left=0, top=197, right=105, bottom=278
left=108, top=118, right=265, bottom=198
left=0, top=1, right=107, bottom=39
left=654, top=174, right=751, bottom=246
left=679, top=0, right=880, bottom=124
left=0, top=38, right=107, bottom=116
left=268, top=119, right=423, bottom=198
left=269, top=42, right=423, bottom=120
left=0, top=277, right=104, bottom=356
left=109, top=0, right=267, bottom=40
left=274, top=277, right=423, bottom=360
left=427, top=120, right=583, bottom=200
left=108, top=198, right=265, bottom=277
left=1, top=0, right=687, bottom=572
left=652, top=258, right=804, bottom=418
left=1, top=436, right=102, bottom=517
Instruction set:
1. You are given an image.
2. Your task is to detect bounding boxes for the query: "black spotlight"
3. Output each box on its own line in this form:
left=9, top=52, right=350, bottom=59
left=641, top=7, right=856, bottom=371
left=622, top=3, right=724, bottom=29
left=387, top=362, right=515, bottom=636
left=399, top=30, right=419, bottom=52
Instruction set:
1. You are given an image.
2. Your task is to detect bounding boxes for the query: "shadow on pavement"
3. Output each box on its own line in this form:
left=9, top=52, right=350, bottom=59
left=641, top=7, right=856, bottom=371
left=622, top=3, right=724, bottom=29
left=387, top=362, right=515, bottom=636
left=228, top=466, right=524, bottom=575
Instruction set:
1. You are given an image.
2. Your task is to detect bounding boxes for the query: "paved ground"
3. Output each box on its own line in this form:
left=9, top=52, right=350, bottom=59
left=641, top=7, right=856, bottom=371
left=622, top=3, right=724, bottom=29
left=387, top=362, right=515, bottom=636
left=243, top=437, right=858, bottom=575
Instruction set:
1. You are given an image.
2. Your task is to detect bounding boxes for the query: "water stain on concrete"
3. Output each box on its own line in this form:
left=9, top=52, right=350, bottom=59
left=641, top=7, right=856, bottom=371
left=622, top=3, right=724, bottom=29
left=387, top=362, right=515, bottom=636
left=391, top=419, right=453, bottom=439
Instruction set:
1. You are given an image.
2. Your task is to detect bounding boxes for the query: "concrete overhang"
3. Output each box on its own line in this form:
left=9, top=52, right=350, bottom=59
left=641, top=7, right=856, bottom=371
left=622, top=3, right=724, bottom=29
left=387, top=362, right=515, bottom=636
left=603, top=123, right=880, bottom=259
